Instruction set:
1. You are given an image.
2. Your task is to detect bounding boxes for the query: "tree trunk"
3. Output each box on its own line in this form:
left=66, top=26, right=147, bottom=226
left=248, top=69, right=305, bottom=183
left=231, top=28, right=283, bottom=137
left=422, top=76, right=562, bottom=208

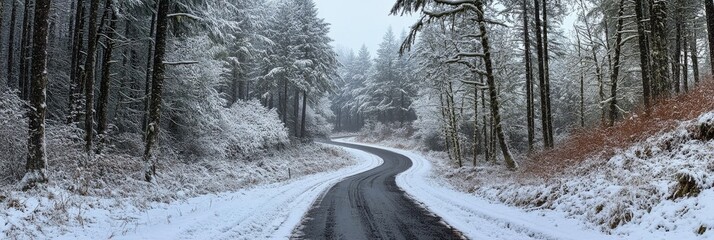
left=447, top=80, right=461, bottom=167
left=19, top=0, right=34, bottom=101
left=115, top=19, right=132, bottom=132
left=476, top=1, right=516, bottom=169
left=282, top=79, right=288, bottom=124
left=439, top=92, right=454, bottom=163
left=541, top=0, right=553, bottom=148
left=230, top=61, right=238, bottom=106
left=143, top=0, right=170, bottom=182
left=673, top=16, right=682, bottom=94
left=142, top=12, right=157, bottom=135
left=683, top=27, right=689, bottom=93
left=24, top=0, right=52, bottom=190
left=67, top=0, right=84, bottom=124
left=650, top=0, right=671, bottom=99
left=0, top=2, right=3, bottom=62
left=691, top=29, right=700, bottom=84
left=481, top=88, right=489, bottom=163
left=522, top=0, right=535, bottom=152
left=705, top=0, right=714, bottom=77
left=82, top=0, right=100, bottom=155
left=293, top=88, right=300, bottom=137
left=635, top=0, right=652, bottom=110
left=472, top=84, right=479, bottom=166
left=576, top=28, right=585, bottom=128
left=7, top=0, right=18, bottom=91
left=609, top=0, right=625, bottom=126
left=582, top=13, right=604, bottom=125
left=300, top=90, right=308, bottom=138
left=96, top=0, right=116, bottom=154
left=534, top=0, right=550, bottom=149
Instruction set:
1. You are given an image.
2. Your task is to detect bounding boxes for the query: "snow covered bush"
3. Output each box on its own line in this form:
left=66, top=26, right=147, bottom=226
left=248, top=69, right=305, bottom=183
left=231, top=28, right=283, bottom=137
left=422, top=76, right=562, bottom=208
left=306, top=97, right=335, bottom=138
left=413, top=90, right=447, bottom=151
left=216, top=100, right=289, bottom=158
left=0, top=91, right=26, bottom=183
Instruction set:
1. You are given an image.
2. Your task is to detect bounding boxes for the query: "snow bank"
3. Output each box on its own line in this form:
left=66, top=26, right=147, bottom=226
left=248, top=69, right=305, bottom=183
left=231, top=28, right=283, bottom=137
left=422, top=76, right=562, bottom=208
left=335, top=139, right=610, bottom=240
left=0, top=144, right=367, bottom=239
left=409, top=113, right=714, bottom=239
left=47, top=146, right=381, bottom=240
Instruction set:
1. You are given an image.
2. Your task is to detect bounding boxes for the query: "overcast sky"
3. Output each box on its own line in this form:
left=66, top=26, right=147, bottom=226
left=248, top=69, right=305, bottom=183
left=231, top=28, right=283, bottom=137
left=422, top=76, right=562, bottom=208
left=313, top=0, right=420, bottom=56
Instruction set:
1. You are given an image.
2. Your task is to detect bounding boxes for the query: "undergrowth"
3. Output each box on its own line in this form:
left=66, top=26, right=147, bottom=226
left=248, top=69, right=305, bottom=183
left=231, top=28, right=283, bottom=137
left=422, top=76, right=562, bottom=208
left=524, top=79, right=714, bottom=178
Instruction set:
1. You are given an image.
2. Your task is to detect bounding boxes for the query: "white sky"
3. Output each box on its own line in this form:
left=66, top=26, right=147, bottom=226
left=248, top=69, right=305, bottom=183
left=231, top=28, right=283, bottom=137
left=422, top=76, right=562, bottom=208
left=313, top=0, right=420, bottom=56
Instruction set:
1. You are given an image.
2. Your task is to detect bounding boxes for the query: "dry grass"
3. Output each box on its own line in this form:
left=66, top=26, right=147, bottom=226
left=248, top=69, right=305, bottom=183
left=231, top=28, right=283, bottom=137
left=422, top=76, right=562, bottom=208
left=522, top=79, right=714, bottom=178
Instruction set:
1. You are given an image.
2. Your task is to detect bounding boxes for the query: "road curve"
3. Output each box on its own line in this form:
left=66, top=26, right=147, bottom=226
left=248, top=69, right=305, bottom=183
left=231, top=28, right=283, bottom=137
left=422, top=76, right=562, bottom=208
left=294, top=141, right=463, bottom=240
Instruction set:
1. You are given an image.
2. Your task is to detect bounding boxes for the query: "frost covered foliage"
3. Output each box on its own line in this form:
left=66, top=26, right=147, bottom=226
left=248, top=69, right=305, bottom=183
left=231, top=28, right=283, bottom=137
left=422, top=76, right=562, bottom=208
left=306, top=97, right=335, bottom=138
left=434, top=112, right=714, bottom=238
left=216, top=100, right=289, bottom=157
left=160, top=36, right=288, bottom=159
left=162, top=36, right=226, bottom=156
left=0, top=91, right=26, bottom=183
left=412, top=88, right=446, bottom=151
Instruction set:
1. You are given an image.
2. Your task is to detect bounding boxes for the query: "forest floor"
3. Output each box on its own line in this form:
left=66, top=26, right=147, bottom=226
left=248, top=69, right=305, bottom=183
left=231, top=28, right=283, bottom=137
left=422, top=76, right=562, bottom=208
left=346, top=102, right=714, bottom=238
left=0, top=143, right=362, bottom=239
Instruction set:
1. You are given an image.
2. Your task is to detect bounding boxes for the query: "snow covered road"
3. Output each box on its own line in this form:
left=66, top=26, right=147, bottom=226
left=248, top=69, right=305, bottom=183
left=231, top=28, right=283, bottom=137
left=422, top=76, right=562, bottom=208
left=334, top=139, right=613, bottom=240
left=55, top=146, right=382, bottom=240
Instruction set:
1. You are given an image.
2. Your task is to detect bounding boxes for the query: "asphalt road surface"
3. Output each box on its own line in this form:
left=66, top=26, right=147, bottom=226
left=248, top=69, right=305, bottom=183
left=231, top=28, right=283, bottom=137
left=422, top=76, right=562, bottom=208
left=295, top=141, right=463, bottom=240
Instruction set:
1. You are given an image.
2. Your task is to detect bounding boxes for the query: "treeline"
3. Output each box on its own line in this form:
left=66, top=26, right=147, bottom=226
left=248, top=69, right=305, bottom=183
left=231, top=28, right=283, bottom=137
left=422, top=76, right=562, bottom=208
left=0, top=0, right=338, bottom=189
left=331, top=28, right=418, bottom=132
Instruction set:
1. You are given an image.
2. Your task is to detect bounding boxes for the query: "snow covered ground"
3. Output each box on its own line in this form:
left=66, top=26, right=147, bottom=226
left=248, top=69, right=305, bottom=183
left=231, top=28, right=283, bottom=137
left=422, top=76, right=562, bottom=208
left=334, top=138, right=612, bottom=240
left=1, top=146, right=381, bottom=240
left=51, top=147, right=381, bottom=240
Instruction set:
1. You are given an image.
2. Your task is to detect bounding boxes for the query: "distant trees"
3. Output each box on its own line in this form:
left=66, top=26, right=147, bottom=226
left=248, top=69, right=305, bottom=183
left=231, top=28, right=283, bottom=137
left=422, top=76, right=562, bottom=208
left=261, top=0, right=338, bottom=139
left=354, top=28, right=418, bottom=125
left=332, top=45, right=372, bottom=131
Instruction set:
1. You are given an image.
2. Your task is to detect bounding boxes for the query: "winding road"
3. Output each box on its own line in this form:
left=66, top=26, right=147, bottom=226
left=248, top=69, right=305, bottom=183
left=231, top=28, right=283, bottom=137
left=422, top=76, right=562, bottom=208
left=295, top=141, right=463, bottom=240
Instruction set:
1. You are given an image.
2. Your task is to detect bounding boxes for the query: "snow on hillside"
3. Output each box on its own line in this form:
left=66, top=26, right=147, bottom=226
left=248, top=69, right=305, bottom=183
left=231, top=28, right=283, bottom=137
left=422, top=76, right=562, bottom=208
left=0, top=144, right=363, bottom=239
left=425, top=113, right=714, bottom=239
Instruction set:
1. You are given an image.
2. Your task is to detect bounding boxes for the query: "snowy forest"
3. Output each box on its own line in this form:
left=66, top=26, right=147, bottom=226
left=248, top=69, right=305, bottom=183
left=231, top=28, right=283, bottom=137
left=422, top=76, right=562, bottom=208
left=2, top=0, right=714, bottom=238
